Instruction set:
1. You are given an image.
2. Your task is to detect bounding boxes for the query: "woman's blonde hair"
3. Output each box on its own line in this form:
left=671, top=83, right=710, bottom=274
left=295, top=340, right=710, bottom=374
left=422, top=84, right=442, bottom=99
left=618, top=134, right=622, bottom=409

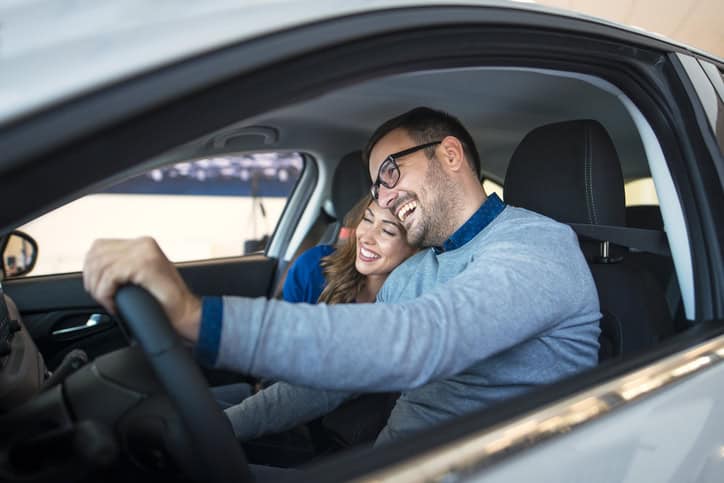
left=318, top=193, right=377, bottom=304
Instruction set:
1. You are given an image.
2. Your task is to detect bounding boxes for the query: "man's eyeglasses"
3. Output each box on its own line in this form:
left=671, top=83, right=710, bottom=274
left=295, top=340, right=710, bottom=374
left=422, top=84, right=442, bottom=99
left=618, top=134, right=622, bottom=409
left=370, top=141, right=441, bottom=199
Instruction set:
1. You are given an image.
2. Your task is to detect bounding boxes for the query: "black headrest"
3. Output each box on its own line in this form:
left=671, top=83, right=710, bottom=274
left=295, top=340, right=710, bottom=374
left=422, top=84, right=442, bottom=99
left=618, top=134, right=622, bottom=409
left=504, top=120, right=625, bottom=227
left=331, top=151, right=370, bottom=220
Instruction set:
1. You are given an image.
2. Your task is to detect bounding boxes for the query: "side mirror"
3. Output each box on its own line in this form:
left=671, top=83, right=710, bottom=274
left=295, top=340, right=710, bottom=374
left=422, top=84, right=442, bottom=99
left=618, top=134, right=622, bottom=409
left=0, top=231, right=38, bottom=279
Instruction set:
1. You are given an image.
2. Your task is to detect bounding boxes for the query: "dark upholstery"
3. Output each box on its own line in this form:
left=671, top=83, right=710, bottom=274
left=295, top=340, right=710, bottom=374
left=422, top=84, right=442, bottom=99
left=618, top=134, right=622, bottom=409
left=626, top=206, right=672, bottom=283
left=331, top=151, right=370, bottom=220
left=318, top=151, right=370, bottom=244
left=505, top=120, right=625, bottom=227
left=627, top=204, right=663, bottom=230
left=626, top=204, right=682, bottom=324
left=504, top=120, right=673, bottom=360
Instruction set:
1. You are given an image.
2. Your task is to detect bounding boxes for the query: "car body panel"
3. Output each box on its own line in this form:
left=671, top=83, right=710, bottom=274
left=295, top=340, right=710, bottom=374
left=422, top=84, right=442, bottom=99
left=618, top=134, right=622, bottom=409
left=301, top=330, right=724, bottom=482
left=1, top=0, right=718, bottom=128
left=464, top=343, right=724, bottom=483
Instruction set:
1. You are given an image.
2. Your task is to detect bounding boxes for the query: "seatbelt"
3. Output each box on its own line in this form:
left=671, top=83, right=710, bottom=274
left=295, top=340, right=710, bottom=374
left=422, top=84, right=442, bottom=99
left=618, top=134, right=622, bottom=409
left=568, top=223, right=670, bottom=257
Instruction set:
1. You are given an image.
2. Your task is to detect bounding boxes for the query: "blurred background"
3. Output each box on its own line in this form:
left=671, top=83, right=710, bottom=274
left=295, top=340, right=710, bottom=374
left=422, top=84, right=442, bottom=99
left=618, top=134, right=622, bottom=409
left=535, top=0, right=723, bottom=57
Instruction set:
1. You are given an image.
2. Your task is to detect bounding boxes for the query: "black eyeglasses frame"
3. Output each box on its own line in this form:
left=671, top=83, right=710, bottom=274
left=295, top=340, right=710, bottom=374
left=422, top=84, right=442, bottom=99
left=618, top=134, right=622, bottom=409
left=370, top=141, right=441, bottom=199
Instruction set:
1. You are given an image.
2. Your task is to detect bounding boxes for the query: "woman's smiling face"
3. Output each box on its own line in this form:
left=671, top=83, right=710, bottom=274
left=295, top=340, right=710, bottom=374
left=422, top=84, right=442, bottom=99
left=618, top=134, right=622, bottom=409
left=355, top=201, right=416, bottom=278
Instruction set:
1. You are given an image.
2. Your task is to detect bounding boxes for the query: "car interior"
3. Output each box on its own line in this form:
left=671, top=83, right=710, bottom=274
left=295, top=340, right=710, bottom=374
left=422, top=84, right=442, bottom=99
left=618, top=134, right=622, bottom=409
left=0, top=58, right=701, bottom=482
left=243, top=66, right=688, bottom=358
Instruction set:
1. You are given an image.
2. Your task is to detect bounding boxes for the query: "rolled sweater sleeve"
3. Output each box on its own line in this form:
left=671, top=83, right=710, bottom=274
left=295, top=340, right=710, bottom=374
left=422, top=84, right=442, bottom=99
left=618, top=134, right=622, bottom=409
left=202, top=216, right=600, bottom=392
left=225, top=382, right=353, bottom=440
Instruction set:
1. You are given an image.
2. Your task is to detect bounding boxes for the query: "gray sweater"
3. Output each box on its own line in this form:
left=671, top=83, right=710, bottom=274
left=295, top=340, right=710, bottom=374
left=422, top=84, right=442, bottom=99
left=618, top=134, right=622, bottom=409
left=204, top=202, right=601, bottom=445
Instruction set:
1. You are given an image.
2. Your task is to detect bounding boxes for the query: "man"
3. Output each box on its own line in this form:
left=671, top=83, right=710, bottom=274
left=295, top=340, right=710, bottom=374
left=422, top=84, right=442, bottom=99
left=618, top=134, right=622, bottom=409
left=84, top=107, right=601, bottom=445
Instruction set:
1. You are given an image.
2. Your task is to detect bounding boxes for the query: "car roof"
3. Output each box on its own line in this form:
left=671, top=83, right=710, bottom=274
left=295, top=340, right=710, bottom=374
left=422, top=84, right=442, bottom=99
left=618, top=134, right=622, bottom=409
left=182, top=67, right=650, bottom=184
left=0, top=0, right=710, bottom=128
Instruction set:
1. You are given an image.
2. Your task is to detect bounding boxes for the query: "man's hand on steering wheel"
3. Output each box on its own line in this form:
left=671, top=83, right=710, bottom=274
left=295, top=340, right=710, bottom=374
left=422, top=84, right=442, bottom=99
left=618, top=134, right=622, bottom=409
left=84, top=237, right=252, bottom=482
left=83, top=237, right=202, bottom=343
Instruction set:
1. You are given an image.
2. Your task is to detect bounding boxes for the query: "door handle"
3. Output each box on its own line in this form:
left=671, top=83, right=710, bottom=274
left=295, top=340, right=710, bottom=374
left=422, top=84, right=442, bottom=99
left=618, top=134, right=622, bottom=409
left=51, top=313, right=112, bottom=336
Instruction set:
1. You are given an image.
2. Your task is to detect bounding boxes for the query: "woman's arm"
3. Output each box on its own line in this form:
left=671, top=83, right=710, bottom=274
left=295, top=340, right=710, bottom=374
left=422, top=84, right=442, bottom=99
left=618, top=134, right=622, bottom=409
left=225, top=381, right=354, bottom=440
left=282, top=245, right=335, bottom=303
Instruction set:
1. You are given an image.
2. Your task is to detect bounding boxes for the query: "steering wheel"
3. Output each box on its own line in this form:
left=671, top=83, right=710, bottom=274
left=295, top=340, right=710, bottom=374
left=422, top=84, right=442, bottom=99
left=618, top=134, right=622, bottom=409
left=115, top=285, right=251, bottom=482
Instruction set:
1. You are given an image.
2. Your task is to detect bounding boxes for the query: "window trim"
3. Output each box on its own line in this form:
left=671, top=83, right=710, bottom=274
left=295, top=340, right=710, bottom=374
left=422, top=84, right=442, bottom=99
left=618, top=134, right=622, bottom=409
left=266, top=152, right=319, bottom=260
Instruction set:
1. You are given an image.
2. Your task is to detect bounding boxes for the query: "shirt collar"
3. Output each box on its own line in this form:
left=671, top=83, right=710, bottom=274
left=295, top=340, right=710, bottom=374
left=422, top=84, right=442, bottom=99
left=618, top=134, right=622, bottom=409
left=433, top=193, right=505, bottom=254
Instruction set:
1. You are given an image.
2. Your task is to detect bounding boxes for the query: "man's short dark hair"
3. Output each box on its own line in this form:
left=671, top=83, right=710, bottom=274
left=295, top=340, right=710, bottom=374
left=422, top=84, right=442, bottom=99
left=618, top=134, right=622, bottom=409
left=364, top=107, right=481, bottom=177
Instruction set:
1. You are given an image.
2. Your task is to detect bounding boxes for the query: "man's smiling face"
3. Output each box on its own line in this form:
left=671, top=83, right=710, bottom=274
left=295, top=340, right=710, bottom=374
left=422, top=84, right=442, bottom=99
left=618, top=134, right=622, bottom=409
left=369, top=128, right=455, bottom=248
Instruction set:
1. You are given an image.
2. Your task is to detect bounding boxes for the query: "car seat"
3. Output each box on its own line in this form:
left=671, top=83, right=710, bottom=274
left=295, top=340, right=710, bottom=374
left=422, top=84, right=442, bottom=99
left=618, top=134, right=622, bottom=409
left=504, top=120, right=674, bottom=361
left=318, top=150, right=371, bottom=245
left=626, top=204, right=685, bottom=328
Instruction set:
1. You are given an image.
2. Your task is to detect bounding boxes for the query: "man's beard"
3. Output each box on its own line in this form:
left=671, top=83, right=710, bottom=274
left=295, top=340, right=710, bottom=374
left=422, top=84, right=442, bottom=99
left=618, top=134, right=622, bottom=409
left=406, top=158, right=460, bottom=248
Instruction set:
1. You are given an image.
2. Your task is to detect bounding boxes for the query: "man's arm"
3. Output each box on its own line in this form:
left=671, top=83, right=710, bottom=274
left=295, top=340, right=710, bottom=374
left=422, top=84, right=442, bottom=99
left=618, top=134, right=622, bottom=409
left=207, top=236, right=599, bottom=391
left=83, top=237, right=202, bottom=342
left=83, top=227, right=599, bottom=393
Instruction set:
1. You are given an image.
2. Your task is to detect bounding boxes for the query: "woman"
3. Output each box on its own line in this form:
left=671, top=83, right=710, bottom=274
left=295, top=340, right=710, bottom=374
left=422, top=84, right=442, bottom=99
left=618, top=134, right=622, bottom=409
left=223, top=193, right=416, bottom=444
left=283, top=192, right=416, bottom=304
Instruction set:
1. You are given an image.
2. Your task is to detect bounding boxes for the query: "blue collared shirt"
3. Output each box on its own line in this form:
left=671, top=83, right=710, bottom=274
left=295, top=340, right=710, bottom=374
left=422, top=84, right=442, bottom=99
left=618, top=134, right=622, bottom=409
left=434, top=193, right=505, bottom=253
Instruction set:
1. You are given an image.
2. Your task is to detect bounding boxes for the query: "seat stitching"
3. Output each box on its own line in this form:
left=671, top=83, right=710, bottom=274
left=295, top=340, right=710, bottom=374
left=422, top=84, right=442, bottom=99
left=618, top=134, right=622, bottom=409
left=584, top=126, right=594, bottom=224
left=587, top=125, right=599, bottom=224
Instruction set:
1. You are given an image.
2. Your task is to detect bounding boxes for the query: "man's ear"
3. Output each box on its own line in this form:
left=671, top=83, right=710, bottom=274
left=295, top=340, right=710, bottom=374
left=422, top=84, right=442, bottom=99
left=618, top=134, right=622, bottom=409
left=439, top=136, right=466, bottom=172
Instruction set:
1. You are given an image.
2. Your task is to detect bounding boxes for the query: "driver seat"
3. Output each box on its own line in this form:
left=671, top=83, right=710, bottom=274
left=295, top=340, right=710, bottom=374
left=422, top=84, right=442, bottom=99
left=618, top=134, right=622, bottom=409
left=504, top=119, right=674, bottom=360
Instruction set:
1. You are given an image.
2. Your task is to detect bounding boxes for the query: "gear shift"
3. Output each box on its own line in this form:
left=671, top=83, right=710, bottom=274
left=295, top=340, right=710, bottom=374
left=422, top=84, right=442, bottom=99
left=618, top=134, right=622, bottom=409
left=42, top=349, right=88, bottom=390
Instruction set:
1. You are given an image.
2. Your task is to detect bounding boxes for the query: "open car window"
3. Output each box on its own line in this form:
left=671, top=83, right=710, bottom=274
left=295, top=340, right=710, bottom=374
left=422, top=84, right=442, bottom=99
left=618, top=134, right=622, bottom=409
left=17, top=153, right=304, bottom=276
left=625, top=177, right=660, bottom=206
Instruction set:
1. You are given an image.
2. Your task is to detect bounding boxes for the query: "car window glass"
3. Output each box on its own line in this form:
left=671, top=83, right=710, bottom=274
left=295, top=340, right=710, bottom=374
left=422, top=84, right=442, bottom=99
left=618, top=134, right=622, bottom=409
left=18, top=153, right=304, bottom=276
left=483, top=179, right=504, bottom=199
left=625, top=177, right=659, bottom=206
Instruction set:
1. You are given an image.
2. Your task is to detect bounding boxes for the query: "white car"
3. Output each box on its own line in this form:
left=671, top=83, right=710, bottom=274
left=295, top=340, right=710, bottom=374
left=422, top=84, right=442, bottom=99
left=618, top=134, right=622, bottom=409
left=0, top=1, right=722, bottom=482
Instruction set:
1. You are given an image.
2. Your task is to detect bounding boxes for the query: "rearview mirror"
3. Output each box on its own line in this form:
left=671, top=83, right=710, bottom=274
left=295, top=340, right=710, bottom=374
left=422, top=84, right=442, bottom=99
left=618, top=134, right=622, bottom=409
left=0, top=231, right=38, bottom=279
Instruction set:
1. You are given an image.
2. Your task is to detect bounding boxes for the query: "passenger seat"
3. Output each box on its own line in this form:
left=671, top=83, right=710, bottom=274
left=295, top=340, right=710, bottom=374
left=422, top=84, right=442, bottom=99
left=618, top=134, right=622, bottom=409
left=626, top=204, right=684, bottom=327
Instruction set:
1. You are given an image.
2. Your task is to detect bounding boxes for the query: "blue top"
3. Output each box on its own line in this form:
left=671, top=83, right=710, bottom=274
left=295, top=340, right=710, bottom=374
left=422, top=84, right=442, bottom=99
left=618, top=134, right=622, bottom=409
left=282, top=245, right=335, bottom=303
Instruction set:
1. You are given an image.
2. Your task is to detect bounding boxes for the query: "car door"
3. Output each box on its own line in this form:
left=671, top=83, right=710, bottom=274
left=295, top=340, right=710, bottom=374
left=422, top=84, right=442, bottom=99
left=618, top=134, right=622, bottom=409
left=1, top=153, right=314, bottom=371
left=3, top=257, right=277, bottom=370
